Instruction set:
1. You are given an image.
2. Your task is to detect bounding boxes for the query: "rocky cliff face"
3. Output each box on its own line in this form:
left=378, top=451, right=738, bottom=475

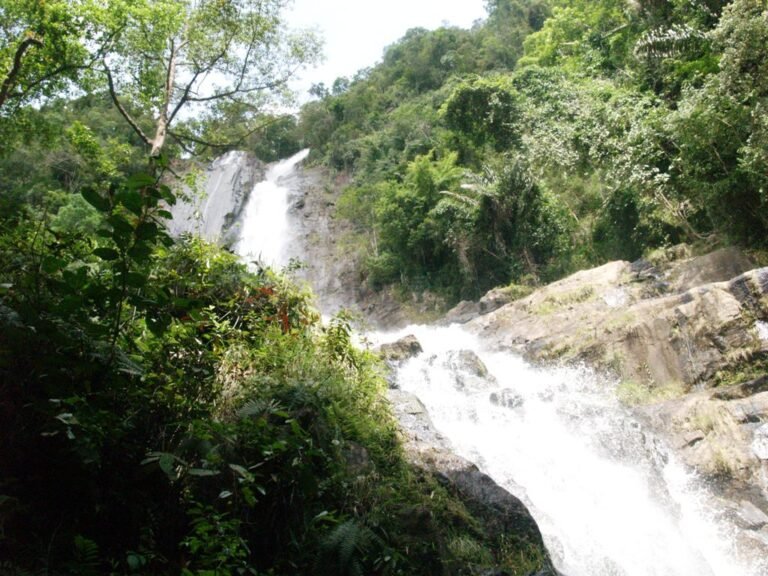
left=168, top=151, right=265, bottom=245
left=452, top=246, right=768, bottom=544
left=284, top=165, right=446, bottom=327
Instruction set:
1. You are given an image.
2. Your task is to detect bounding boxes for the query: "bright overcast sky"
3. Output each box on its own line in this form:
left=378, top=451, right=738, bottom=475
left=285, top=0, right=488, bottom=97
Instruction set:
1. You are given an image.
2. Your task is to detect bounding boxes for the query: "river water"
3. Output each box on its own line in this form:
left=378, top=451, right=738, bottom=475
left=232, top=151, right=766, bottom=576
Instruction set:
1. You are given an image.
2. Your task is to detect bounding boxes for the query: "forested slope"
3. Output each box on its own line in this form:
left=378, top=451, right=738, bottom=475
left=300, top=0, right=768, bottom=301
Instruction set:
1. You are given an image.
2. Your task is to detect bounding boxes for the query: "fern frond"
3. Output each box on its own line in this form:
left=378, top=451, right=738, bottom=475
left=635, top=24, right=708, bottom=61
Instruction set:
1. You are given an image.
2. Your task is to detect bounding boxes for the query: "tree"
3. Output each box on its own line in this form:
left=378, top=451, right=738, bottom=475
left=0, top=0, right=103, bottom=114
left=441, top=75, right=521, bottom=161
left=101, top=0, right=320, bottom=157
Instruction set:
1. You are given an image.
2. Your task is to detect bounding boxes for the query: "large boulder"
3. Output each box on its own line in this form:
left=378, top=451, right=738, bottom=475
left=466, top=247, right=768, bottom=519
left=377, top=334, right=423, bottom=364
left=440, top=349, right=497, bottom=392
left=442, top=285, right=533, bottom=325
left=468, top=251, right=766, bottom=391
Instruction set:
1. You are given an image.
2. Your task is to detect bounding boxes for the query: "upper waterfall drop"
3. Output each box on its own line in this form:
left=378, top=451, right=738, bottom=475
left=235, top=148, right=310, bottom=268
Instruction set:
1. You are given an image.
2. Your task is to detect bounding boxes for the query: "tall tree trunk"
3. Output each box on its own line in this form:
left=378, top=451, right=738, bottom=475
left=150, top=39, right=179, bottom=157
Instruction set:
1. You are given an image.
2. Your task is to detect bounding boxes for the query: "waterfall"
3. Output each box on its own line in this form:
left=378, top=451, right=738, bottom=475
left=233, top=152, right=766, bottom=576
left=235, top=148, right=309, bottom=267
left=370, top=324, right=766, bottom=576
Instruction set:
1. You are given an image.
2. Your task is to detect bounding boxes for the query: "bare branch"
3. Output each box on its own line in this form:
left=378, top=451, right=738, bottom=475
left=103, top=62, right=152, bottom=147
left=167, top=69, right=201, bottom=125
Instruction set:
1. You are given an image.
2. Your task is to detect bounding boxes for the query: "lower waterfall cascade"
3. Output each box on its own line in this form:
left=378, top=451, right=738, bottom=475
left=368, top=325, right=767, bottom=576
left=232, top=151, right=768, bottom=576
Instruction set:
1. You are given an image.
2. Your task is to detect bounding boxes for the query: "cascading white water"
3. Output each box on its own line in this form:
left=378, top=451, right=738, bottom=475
left=235, top=148, right=309, bottom=268
left=370, top=324, right=766, bottom=576
left=234, top=151, right=765, bottom=576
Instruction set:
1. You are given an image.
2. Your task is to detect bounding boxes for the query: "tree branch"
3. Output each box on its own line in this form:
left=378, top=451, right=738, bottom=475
left=103, top=62, right=152, bottom=147
left=167, top=69, right=200, bottom=125
left=168, top=114, right=288, bottom=153
left=0, top=35, right=44, bottom=110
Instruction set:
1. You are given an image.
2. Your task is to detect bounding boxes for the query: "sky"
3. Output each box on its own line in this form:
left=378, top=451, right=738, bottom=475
left=284, top=0, right=489, bottom=98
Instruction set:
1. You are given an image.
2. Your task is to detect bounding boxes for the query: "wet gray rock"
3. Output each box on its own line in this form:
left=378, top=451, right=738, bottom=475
left=737, top=500, right=768, bottom=530
left=448, top=349, right=490, bottom=378
left=442, top=299, right=480, bottom=324
left=442, top=286, right=528, bottom=325
left=752, top=424, right=768, bottom=460
left=387, top=389, right=556, bottom=572
left=444, top=349, right=497, bottom=391
left=490, top=389, right=524, bottom=410
left=378, top=334, right=423, bottom=364
left=468, top=252, right=766, bottom=391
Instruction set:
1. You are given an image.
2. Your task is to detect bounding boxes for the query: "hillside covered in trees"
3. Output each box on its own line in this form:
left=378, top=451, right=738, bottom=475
left=300, top=0, right=768, bottom=300
left=1, top=0, right=767, bottom=574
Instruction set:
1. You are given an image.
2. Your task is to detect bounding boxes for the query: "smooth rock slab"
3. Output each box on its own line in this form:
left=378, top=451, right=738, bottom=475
left=752, top=424, right=768, bottom=460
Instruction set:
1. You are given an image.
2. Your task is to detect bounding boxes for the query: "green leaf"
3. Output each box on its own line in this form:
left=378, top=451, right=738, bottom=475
left=229, top=463, right=254, bottom=481
left=188, top=468, right=219, bottom=477
left=117, top=189, right=143, bottom=216
left=117, top=355, right=144, bottom=376
left=93, top=247, right=120, bottom=261
left=158, top=453, right=176, bottom=480
left=126, top=173, right=156, bottom=190
left=127, top=552, right=147, bottom=571
left=146, top=312, right=171, bottom=336
left=62, top=267, right=88, bottom=290
left=108, top=214, right=134, bottom=232
left=152, top=154, right=169, bottom=170
left=108, top=215, right=135, bottom=248
left=82, top=187, right=110, bottom=212
left=135, top=222, right=159, bottom=241
left=124, top=271, right=148, bottom=288
left=157, top=209, right=173, bottom=219
left=158, top=185, right=176, bottom=206
left=58, top=295, right=83, bottom=315
left=42, top=256, right=66, bottom=274
left=128, top=242, right=153, bottom=260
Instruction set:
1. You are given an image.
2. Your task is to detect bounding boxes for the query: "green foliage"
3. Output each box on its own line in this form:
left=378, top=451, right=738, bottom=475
left=305, top=0, right=768, bottom=306
left=0, top=0, right=98, bottom=115
left=661, top=0, right=768, bottom=243
left=441, top=75, right=522, bottom=163
left=0, top=93, right=147, bottom=225
left=519, top=0, right=637, bottom=73
left=482, top=0, right=551, bottom=69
